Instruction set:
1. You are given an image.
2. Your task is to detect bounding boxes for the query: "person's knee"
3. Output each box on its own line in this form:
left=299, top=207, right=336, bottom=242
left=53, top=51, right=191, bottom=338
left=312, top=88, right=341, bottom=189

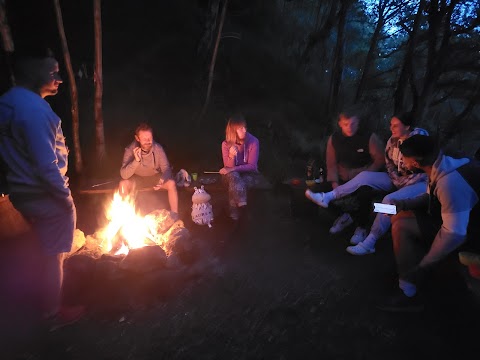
left=225, top=171, right=240, bottom=180
left=119, top=179, right=136, bottom=195
left=164, top=179, right=177, bottom=190
left=382, top=194, right=393, bottom=204
left=391, top=211, right=416, bottom=240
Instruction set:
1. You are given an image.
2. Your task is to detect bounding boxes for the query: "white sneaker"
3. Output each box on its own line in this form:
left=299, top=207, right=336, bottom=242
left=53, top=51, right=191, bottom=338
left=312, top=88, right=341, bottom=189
left=350, top=227, right=367, bottom=245
left=305, top=190, right=331, bottom=208
left=346, top=242, right=375, bottom=256
left=329, top=213, right=354, bottom=234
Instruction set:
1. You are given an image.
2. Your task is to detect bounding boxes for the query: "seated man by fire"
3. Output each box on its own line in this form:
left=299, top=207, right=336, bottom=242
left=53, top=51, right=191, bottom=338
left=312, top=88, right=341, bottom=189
left=120, top=123, right=178, bottom=216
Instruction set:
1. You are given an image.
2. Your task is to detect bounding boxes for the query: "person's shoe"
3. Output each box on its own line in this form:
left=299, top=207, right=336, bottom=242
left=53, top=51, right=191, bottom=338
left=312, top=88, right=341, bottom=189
left=346, top=242, right=375, bottom=255
left=329, top=213, right=354, bottom=234
left=48, top=305, right=87, bottom=332
left=305, top=190, right=330, bottom=208
left=350, top=227, right=368, bottom=245
left=377, top=289, right=424, bottom=313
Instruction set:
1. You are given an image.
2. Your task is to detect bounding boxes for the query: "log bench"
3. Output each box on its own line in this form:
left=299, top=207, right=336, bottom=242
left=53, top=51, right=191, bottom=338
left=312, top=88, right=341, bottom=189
left=75, top=174, right=272, bottom=233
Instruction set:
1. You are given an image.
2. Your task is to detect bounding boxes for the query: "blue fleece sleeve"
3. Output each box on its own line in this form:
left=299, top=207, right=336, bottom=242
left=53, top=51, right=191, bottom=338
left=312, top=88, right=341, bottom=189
left=22, top=110, right=70, bottom=198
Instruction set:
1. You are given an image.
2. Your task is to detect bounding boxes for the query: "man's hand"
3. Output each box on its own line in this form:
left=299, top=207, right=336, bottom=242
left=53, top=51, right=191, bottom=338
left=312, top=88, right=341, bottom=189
left=153, top=178, right=165, bottom=190
left=331, top=181, right=339, bottom=189
left=228, top=145, right=238, bottom=159
left=219, top=167, right=233, bottom=175
left=133, top=147, right=142, bottom=162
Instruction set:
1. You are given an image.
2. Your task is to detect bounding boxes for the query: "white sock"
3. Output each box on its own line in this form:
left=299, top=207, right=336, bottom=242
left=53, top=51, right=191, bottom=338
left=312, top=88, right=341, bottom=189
left=399, top=279, right=417, bottom=297
left=361, top=234, right=377, bottom=249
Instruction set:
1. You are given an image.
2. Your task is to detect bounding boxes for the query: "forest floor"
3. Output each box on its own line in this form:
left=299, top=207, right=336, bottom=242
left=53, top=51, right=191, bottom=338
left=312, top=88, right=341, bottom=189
left=1, top=183, right=480, bottom=360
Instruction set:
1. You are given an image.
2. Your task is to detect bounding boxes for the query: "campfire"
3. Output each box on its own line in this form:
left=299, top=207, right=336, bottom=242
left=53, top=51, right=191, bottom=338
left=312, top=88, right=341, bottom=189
left=98, top=191, right=173, bottom=256
left=69, top=190, right=198, bottom=272
left=63, top=190, right=218, bottom=312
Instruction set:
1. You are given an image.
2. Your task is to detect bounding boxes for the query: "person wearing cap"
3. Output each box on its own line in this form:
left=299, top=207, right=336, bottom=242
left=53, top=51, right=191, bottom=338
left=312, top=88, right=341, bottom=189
left=378, top=134, right=480, bottom=312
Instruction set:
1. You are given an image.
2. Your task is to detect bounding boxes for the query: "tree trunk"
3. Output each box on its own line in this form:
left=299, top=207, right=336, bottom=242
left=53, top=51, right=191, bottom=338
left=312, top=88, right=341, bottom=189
left=0, top=0, right=14, bottom=86
left=327, top=0, right=350, bottom=120
left=53, top=0, right=83, bottom=173
left=94, top=0, right=105, bottom=160
left=199, top=0, right=228, bottom=122
left=355, top=1, right=386, bottom=103
left=197, top=0, right=221, bottom=63
left=299, top=1, right=337, bottom=67
left=414, top=0, right=458, bottom=124
left=393, top=0, right=426, bottom=114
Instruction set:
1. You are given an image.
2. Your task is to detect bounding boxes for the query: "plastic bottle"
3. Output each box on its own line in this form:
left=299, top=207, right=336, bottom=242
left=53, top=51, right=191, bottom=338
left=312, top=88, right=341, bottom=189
left=317, top=167, right=324, bottom=183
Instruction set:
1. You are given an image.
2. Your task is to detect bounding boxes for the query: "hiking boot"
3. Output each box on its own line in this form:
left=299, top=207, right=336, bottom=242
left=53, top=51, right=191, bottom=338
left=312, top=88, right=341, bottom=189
left=48, top=305, right=87, bottom=332
left=377, top=289, right=424, bottom=313
left=350, top=227, right=367, bottom=245
left=329, top=213, right=354, bottom=234
left=346, top=242, right=375, bottom=255
left=305, top=190, right=331, bottom=208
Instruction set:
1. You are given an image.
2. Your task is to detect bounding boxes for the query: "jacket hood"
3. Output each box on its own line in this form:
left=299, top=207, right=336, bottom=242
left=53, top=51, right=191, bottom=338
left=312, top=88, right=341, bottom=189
left=430, top=152, right=470, bottom=185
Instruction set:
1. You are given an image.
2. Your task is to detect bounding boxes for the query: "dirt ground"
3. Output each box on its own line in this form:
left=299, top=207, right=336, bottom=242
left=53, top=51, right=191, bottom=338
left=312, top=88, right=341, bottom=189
left=1, top=186, right=480, bottom=360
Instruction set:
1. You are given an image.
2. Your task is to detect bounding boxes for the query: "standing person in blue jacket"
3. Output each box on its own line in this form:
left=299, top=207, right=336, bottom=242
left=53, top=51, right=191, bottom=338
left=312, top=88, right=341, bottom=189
left=0, top=47, right=83, bottom=327
left=379, top=135, right=480, bottom=312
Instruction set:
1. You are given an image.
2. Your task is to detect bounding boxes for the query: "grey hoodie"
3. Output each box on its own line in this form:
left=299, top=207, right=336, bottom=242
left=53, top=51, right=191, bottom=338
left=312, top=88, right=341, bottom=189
left=419, top=153, right=479, bottom=267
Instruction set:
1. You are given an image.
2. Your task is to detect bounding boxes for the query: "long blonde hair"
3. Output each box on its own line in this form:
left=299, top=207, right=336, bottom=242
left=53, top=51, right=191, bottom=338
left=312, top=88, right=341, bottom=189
left=225, top=114, right=247, bottom=145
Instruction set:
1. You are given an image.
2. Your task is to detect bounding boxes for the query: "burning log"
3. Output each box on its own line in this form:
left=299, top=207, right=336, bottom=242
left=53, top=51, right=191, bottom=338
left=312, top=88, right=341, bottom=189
left=119, top=245, right=167, bottom=273
left=144, top=209, right=178, bottom=236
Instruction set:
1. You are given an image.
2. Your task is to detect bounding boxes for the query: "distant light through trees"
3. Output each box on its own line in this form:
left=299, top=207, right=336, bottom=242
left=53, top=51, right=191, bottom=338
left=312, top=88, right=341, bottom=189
left=359, top=0, right=479, bottom=36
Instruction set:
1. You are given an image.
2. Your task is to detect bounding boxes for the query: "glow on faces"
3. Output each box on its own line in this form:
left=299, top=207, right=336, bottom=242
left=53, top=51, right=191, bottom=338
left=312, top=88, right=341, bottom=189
left=338, top=115, right=359, bottom=137
left=390, top=116, right=411, bottom=140
left=236, top=125, right=247, bottom=141
left=135, top=130, right=153, bottom=152
left=38, top=58, right=62, bottom=98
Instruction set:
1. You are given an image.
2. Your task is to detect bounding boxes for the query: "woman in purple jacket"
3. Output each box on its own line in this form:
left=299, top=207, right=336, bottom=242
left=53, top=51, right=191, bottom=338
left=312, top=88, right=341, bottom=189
left=219, top=114, right=260, bottom=220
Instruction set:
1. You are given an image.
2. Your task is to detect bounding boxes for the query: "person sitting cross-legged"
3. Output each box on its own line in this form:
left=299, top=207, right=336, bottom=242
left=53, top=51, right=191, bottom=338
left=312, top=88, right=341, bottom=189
left=378, top=134, right=480, bottom=312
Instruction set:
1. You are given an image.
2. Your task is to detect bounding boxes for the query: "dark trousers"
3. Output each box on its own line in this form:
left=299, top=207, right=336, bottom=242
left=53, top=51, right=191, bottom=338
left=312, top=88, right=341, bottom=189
left=332, top=185, right=382, bottom=228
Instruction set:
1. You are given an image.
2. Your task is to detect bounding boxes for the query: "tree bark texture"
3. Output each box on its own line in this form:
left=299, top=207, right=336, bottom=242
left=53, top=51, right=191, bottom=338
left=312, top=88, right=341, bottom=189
left=94, top=0, right=106, bottom=160
left=53, top=0, right=83, bottom=173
